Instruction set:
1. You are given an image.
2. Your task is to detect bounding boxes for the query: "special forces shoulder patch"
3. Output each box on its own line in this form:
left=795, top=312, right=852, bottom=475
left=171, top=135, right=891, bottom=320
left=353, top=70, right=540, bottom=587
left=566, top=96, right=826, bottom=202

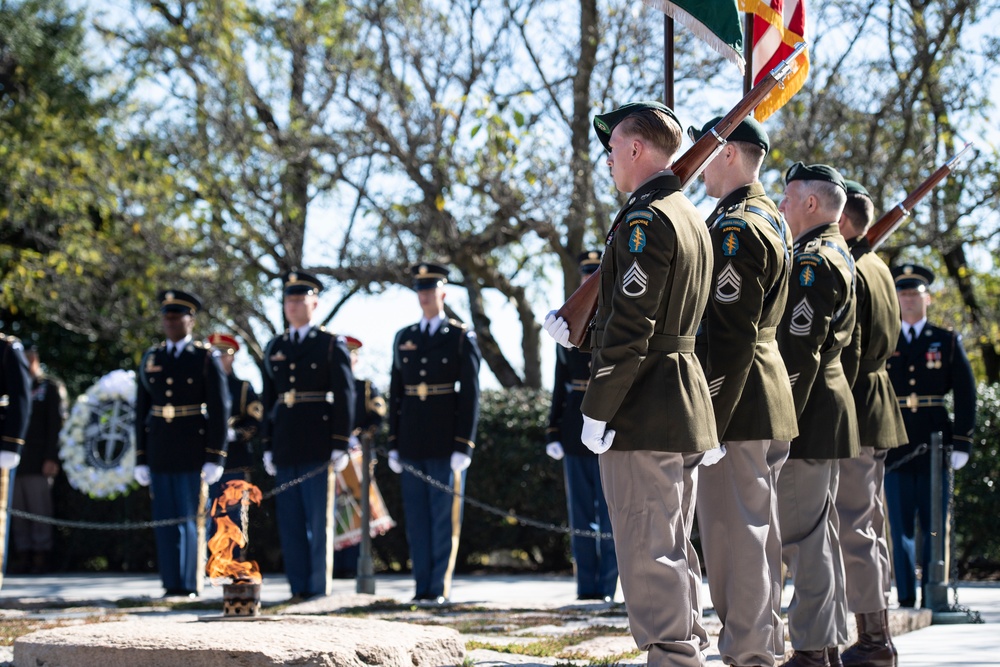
left=621, top=260, right=649, bottom=297
left=715, top=261, right=742, bottom=304
left=789, top=296, right=815, bottom=337
left=796, top=253, right=823, bottom=287
left=628, top=226, right=647, bottom=253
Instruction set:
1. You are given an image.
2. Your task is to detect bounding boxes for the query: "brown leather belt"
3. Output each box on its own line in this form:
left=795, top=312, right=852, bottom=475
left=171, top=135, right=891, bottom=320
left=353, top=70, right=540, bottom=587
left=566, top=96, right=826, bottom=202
left=151, top=403, right=207, bottom=423
left=569, top=380, right=590, bottom=392
left=277, top=390, right=335, bottom=408
left=403, top=383, right=456, bottom=401
left=898, top=394, right=945, bottom=411
left=592, top=331, right=695, bottom=353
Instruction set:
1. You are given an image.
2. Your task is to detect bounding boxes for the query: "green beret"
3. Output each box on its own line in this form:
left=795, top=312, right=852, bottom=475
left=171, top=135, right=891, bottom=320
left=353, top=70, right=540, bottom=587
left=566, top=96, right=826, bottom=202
left=593, top=101, right=682, bottom=152
left=688, top=115, right=769, bottom=154
left=785, top=162, right=847, bottom=191
left=843, top=179, right=871, bottom=199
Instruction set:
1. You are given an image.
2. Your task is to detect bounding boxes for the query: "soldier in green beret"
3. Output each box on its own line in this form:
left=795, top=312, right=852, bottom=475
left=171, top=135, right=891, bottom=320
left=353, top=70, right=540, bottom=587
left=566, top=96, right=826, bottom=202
left=775, top=163, right=859, bottom=667
left=689, top=116, right=798, bottom=667
left=833, top=180, right=907, bottom=666
left=545, top=101, right=719, bottom=666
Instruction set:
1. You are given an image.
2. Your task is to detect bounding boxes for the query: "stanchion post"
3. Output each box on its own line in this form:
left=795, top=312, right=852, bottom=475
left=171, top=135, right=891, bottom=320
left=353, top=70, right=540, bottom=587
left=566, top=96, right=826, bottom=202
left=927, top=431, right=948, bottom=611
left=356, top=431, right=376, bottom=594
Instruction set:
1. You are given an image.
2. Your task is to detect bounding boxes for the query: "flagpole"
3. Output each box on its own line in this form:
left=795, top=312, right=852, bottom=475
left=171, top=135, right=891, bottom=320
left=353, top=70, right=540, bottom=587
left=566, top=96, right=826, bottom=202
left=664, top=15, right=674, bottom=107
left=743, top=12, right=754, bottom=95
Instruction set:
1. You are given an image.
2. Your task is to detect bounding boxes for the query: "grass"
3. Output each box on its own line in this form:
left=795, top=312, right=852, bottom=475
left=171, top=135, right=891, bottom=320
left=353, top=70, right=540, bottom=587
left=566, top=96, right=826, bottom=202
left=465, top=625, right=631, bottom=659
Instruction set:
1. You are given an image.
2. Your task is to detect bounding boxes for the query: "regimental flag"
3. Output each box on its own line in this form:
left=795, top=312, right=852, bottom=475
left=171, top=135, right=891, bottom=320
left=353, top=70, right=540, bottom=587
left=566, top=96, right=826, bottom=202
left=643, top=0, right=745, bottom=74
left=740, top=0, right=809, bottom=121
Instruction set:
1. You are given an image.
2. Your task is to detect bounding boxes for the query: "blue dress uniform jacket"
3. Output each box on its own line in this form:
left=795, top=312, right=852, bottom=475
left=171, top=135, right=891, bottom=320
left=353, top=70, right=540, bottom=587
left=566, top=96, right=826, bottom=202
left=1, top=336, right=32, bottom=455
left=224, top=373, right=263, bottom=473
left=778, top=222, right=860, bottom=460
left=388, top=320, right=481, bottom=459
left=886, top=323, right=976, bottom=474
left=262, top=328, right=356, bottom=465
left=842, top=238, right=907, bottom=449
left=547, top=346, right=593, bottom=457
left=136, top=342, right=231, bottom=472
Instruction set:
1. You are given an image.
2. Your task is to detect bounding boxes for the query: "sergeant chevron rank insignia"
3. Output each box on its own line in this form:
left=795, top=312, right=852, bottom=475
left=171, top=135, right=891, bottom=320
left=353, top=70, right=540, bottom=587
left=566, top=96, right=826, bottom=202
left=789, top=296, right=814, bottom=336
left=621, top=260, right=648, bottom=297
left=715, top=261, right=742, bottom=304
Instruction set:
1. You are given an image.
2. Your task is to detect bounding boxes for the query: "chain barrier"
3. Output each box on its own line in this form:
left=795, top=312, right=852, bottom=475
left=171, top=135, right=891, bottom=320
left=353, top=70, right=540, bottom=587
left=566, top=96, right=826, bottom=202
left=884, top=442, right=928, bottom=473
left=5, top=453, right=615, bottom=540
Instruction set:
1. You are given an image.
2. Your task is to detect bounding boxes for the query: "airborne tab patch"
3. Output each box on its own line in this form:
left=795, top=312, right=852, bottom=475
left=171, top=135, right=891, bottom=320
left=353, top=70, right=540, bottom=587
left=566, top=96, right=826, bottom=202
left=626, top=210, right=653, bottom=226
left=629, top=226, right=647, bottom=253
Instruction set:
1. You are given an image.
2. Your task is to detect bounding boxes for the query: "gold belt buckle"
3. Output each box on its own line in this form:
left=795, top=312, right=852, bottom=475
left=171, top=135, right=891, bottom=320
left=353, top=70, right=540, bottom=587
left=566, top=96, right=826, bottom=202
left=906, top=393, right=919, bottom=411
left=284, top=389, right=296, bottom=408
left=162, top=404, right=176, bottom=423
left=417, top=382, right=428, bottom=402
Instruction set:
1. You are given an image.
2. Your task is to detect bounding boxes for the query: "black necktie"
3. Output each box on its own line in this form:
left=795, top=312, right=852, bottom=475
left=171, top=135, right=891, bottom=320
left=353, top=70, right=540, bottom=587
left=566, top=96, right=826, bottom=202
left=907, top=325, right=916, bottom=343
left=293, top=330, right=301, bottom=344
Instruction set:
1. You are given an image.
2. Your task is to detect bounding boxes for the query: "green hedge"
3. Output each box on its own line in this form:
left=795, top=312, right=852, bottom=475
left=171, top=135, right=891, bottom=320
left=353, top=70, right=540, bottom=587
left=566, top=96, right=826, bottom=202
left=48, top=387, right=573, bottom=575
left=954, top=382, right=1000, bottom=576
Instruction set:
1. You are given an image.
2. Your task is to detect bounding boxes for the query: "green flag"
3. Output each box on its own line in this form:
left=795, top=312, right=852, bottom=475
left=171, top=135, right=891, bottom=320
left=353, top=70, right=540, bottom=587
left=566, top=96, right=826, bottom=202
left=643, top=0, right=745, bottom=74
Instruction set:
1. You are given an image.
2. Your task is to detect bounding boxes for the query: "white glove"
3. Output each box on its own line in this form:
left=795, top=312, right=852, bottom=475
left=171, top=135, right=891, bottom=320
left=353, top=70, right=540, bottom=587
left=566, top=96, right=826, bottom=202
left=546, top=442, right=565, bottom=460
left=348, top=434, right=361, bottom=450
left=450, top=452, right=472, bottom=472
left=133, top=464, right=151, bottom=487
left=543, top=310, right=574, bottom=349
left=951, top=450, right=970, bottom=471
left=581, top=415, right=615, bottom=454
left=387, top=450, right=403, bottom=474
left=227, top=427, right=237, bottom=443
left=0, top=451, right=20, bottom=470
left=700, top=445, right=727, bottom=467
left=262, top=451, right=277, bottom=476
left=201, top=462, right=224, bottom=484
left=331, top=448, right=350, bottom=472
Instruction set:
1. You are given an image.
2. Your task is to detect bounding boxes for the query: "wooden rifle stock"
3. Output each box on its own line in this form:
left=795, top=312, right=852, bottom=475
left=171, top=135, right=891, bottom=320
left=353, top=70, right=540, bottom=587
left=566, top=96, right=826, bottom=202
left=866, top=143, right=975, bottom=250
left=556, top=42, right=808, bottom=347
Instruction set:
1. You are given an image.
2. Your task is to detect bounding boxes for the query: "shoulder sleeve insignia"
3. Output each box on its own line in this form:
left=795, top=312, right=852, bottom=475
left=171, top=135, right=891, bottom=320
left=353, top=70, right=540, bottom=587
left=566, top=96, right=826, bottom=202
left=628, top=226, right=647, bottom=253
left=799, top=265, right=816, bottom=286
left=722, top=230, right=740, bottom=257
left=789, top=296, right=815, bottom=336
left=621, top=260, right=649, bottom=297
left=715, top=261, right=742, bottom=304
left=626, top=209, right=654, bottom=226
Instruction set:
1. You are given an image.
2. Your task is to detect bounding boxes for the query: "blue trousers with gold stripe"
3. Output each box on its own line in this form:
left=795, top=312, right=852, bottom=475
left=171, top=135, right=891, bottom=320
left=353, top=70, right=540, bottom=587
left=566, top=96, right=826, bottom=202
left=400, top=456, right=465, bottom=599
left=275, top=463, right=331, bottom=598
left=150, top=471, right=201, bottom=592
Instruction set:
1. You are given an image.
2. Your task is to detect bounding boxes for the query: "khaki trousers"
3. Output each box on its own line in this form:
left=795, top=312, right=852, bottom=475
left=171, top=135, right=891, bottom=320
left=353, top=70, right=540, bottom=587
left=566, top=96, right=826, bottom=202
left=767, top=440, right=791, bottom=658
left=777, top=458, right=848, bottom=650
left=600, top=449, right=705, bottom=667
left=697, top=440, right=788, bottom=667
left=836, top=446, right=891, bottom=613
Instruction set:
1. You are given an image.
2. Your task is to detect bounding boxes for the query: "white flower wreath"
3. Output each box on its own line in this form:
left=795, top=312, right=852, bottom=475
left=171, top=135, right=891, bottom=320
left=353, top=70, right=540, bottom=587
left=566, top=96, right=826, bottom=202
left=58, top=369, right=138, bottom=500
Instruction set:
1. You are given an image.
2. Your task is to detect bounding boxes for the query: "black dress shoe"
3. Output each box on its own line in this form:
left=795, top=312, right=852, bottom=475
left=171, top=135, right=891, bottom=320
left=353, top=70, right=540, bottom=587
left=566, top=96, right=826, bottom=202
left=896, top=598, right=915, bottom=608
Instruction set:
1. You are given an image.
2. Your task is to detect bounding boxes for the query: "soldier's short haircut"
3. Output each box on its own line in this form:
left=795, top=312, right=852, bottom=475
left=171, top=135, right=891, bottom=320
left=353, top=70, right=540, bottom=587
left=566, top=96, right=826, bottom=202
left=616, top=109, right=682, bottom=158
left=803, top=179, right=848, bottom=215
left=730, top=141, right=766, bottom=173
left=842, top=192, right=875, bottom=232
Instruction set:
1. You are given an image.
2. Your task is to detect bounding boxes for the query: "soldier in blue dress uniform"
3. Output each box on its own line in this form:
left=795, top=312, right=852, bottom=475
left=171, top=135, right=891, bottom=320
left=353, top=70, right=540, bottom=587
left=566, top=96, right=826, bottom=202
left=134, top=290, right=231, bottom=597
left=387, top=262, right=481, bottom=603
left=545, top=251, right=618, bottom=602
left=333, top=335, right=387, bottom=579
left=261, top=270, right=355, bottom=600
left=885, top=264, right=976, bottom=608
left=1, top=333, right=32, bottom=577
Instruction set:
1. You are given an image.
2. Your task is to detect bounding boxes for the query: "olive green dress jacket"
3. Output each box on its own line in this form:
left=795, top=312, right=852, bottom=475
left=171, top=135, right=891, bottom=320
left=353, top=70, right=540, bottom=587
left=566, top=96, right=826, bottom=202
left=696, top=183, right=799, bottom=442
left=581, top=172, right=719, bottom=454
left=778, top=222, right=860, bottom=460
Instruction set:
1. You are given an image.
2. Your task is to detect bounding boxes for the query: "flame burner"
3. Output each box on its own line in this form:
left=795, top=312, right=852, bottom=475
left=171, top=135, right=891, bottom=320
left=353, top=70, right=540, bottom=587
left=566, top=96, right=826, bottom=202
left=222, top=581, right=261, bottom=617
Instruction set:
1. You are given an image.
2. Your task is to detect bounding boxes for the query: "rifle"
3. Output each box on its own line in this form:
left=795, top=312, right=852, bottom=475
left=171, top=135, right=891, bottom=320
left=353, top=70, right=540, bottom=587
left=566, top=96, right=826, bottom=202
left=556, top=43, right=808, bottom=347
left=866, top=142, right=975, bottom=250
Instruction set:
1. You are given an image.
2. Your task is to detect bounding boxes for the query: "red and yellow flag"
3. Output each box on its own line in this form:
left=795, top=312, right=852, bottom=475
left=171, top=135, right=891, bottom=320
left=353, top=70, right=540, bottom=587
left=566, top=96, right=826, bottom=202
left=740, top=0, right=809, bottom=121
